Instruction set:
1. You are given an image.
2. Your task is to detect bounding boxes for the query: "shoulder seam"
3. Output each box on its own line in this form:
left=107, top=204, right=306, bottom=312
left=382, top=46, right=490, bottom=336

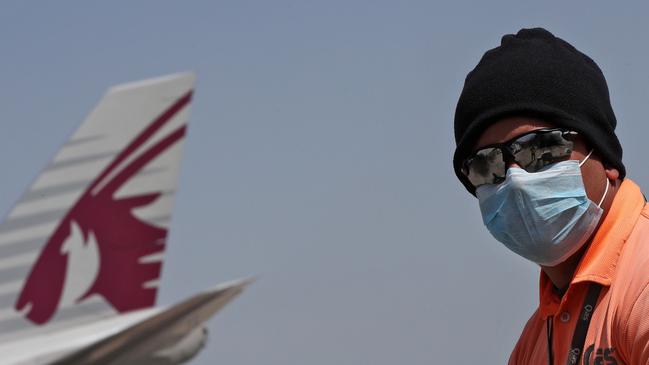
left=639, top=202, right=649, bottom=219
left=620, top=280, right=649, bottom=362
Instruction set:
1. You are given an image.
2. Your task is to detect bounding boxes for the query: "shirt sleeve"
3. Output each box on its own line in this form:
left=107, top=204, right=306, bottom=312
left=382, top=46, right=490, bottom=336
left=509, top=338, right=522, bottom=365
left=509, top=310, right=544, bottom=365
left=621, top=282, right=649, bottom=364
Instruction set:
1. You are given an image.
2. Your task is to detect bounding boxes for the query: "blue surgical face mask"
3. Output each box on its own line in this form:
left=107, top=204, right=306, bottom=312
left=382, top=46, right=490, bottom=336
left=475, top=152, right=609, bottom=266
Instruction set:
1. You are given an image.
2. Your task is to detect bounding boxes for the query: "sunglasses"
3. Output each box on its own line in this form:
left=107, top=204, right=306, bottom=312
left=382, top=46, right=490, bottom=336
left=461, top=128, right=578, bottom=188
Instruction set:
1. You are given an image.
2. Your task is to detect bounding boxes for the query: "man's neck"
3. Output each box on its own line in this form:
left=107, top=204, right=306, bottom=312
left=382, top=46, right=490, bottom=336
left=541, top=244, right=589, bottom=297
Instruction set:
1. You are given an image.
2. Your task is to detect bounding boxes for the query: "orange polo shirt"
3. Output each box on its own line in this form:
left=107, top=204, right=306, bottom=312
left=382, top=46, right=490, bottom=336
left=509, top=179, right=649, bottom=365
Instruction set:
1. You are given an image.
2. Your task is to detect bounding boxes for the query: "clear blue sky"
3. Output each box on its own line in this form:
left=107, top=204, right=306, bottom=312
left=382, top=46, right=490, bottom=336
left=1, top=1, right=648, bottom=363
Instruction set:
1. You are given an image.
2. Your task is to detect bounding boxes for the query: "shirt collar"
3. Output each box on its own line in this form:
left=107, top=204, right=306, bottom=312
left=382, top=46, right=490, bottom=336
left=572, top=179, right=645, bottom=286
left=538, top=179, right=645, bottom=317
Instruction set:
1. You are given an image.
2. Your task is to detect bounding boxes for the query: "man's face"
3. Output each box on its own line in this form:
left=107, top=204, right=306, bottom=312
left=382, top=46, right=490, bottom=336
left=473, top=116, right=612, bottom=207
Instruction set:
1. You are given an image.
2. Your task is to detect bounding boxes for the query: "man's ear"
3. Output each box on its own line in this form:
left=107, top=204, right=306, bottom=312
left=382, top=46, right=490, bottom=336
left=605, top=168, right=620, bottom=181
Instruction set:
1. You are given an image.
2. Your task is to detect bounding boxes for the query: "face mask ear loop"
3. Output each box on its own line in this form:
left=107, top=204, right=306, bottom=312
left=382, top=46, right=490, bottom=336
left=597, top=178, right=610, bottom=208
left=579, top=150, right=594, bottom=167
left=578, top=149, right=609, bottom=208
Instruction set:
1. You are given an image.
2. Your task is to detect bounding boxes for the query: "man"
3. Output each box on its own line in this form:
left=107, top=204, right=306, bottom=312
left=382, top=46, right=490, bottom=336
left=453, top=28, right=649, bottom=364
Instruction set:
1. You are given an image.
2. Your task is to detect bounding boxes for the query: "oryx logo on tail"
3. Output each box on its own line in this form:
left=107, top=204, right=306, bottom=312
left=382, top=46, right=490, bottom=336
left=15, top=90, right=192, bottom=325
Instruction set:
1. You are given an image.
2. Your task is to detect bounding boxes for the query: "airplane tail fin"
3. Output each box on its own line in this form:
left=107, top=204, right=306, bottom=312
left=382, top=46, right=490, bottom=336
left=0, top=73, right=194, bottom=339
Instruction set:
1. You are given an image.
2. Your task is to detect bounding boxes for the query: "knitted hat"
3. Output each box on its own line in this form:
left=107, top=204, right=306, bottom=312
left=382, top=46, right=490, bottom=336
left=453, top=28, right=625, bottom=195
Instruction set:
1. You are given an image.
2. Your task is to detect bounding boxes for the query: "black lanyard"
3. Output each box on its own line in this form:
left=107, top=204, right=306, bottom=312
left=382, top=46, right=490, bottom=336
left=546, top=283, right=602, bottom=365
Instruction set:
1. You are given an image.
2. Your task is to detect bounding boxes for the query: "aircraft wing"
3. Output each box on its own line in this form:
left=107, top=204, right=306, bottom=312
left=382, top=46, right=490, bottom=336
left=48, top=278, right=253, bottom=365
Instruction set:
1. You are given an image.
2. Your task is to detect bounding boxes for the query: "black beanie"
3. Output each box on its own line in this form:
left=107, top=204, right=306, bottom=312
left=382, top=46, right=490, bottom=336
left=453, top=28, right=625, bottom=195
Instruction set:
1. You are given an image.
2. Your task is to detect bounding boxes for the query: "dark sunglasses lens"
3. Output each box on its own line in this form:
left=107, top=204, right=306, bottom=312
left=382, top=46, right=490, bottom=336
left=464, top=147, right=505, bottom=187
left=511, top=130, right=574, bottom=172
